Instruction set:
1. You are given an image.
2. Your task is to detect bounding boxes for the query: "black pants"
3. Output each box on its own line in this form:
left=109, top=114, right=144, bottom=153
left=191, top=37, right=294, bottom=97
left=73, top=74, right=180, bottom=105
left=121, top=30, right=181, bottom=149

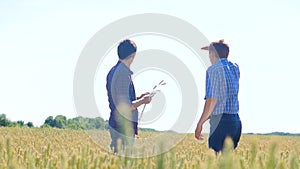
left=209, top=114, right=242, bottom=152
left=108, top=126, right=134, bottom=153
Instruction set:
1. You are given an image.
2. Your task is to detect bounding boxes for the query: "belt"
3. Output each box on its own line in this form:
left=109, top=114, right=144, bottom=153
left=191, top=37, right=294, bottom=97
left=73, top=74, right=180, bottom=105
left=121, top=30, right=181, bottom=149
left=212, top=113, right=238, bottom=117
left=210, top=113, right=240, bottom=121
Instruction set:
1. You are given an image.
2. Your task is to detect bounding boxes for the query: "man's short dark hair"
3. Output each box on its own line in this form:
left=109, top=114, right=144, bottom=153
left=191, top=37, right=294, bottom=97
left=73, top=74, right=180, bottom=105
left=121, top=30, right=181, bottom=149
left=209, top=40, right=229, bottom=58
left=117, top=39, right=137, bottom=59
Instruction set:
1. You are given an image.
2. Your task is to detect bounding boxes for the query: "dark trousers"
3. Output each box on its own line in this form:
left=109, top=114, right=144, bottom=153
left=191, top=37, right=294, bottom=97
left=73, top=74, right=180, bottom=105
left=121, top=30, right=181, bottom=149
left=108, top=126, right=134, bottom=153
left=209, top=114, right=242, bottom=152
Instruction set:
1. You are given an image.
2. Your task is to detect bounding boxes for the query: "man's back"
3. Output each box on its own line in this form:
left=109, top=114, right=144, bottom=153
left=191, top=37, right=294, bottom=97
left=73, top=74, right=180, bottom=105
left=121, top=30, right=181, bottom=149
left=196, top=39, right=242, bottom=153
left=206, top=58, right=240, bottom=115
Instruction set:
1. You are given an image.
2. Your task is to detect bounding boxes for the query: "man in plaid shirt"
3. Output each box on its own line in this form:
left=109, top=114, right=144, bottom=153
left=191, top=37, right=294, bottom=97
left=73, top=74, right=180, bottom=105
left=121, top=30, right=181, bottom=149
left=195, top=40, right=242, bottom=153
left=106, top=39, right=152, bottom=153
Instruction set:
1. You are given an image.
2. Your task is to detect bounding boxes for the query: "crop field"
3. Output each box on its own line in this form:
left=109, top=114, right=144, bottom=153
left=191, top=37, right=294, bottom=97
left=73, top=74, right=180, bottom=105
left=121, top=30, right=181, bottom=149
left=0, top=127, right=299, bottom=169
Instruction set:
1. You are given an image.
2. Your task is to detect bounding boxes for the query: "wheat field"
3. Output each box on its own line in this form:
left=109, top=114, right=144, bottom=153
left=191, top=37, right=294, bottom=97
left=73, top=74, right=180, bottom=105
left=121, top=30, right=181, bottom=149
left=0, top=127, right=299, bottom=169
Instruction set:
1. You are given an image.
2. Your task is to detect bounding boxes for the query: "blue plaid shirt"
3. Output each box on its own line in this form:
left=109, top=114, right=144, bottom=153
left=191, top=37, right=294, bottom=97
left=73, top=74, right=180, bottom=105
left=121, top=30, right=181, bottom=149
left=205, top=58, right=240, bottom=115
left=106, top=61, right=138, bottom=134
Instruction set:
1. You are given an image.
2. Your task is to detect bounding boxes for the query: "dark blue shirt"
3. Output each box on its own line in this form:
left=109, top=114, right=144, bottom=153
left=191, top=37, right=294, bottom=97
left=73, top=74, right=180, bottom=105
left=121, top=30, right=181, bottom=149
left=106, top=61, right=138, bottom=134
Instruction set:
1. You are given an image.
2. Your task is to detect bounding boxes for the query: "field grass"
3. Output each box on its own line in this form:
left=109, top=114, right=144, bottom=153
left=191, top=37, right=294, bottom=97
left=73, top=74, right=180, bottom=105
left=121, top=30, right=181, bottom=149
left=0, top=127, right=299, bottom=169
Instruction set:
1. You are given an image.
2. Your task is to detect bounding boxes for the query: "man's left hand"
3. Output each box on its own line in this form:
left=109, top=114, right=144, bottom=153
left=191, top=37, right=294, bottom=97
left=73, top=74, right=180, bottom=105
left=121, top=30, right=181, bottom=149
left=137, top=92, right=150, bottom=100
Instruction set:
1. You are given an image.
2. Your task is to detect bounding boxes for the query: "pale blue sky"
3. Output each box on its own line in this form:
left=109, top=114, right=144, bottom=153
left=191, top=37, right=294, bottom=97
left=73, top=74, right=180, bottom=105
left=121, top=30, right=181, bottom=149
left=0, top=0, right=299, bottom=133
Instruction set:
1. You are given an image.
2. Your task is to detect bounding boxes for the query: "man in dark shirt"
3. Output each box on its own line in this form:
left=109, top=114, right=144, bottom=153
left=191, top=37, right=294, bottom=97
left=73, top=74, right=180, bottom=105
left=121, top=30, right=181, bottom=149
left=106, top=39, right=152, bottom=153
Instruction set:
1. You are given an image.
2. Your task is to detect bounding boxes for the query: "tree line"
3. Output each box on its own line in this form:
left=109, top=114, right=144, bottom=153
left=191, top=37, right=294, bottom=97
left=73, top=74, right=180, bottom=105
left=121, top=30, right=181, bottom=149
left=41, top=115, right=108, bottom=130
left=0, top=114, right=34, bottom=127
left=0, top=114, right=108, bottom=130
left=0, top=114, right=158, bottom=132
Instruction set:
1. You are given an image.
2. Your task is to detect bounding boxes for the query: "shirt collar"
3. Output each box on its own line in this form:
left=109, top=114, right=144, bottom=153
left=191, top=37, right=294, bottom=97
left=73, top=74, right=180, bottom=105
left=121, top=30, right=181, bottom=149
left=118, top=60, right=133, bottom=75
left=213, top=58, right=228, bottom=65
left=220, top=58, right=228, bottom=63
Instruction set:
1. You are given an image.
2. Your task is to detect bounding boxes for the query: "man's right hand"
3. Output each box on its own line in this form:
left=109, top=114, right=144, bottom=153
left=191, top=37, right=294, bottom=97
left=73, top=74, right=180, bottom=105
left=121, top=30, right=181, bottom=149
left=142, top=94, right=153, bottom=104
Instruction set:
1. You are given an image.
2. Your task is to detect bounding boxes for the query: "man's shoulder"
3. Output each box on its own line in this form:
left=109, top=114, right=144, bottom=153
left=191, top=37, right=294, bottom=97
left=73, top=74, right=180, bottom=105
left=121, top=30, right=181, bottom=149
left=228, top=61, right=240, bottom=73
left=107, top=65, right=117, bottom=80
left=207, top=62, right=223, bottom=73
left=107, top=62, right=129, bottom=78
left=228, top=60, right=239, bottom=68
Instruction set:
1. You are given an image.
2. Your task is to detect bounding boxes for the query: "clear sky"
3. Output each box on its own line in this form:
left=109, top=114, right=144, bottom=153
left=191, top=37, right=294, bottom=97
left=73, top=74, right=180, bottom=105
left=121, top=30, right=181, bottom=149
left=0, top=0, right=299, bottom=133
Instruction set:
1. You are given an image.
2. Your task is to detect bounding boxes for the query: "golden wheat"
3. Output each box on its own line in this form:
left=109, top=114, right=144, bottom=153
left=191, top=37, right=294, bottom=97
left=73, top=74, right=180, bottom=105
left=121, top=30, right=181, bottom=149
left=0, top=127, right=299, bottom=169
